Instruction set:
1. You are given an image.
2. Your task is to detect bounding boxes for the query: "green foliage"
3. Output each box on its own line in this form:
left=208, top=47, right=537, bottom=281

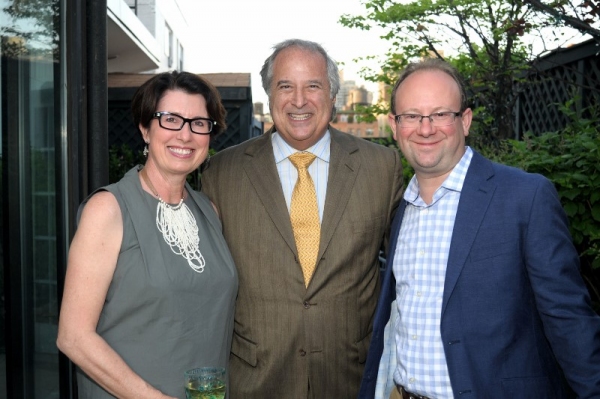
left=0, top=0, right=60, bottom=59
left=526, top=0, right=600, bottom=39
left=481, top=103, right=600, bottom=309
left=339, top=0, right=581, bottom=142
left=352, top=103, right=393, bottom=123
left=109, top=144, right=146, bottom=184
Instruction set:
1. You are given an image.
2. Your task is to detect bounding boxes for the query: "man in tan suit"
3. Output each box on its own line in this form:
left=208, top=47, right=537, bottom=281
left=201, top=39, right=403, bottom=398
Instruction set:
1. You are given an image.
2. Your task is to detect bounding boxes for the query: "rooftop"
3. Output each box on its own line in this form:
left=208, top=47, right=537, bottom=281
left=107, top=72, right=251, bottom=88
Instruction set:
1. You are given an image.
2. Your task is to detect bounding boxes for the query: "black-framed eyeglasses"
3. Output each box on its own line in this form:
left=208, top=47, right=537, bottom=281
left=153, top=111, right=216, bottom=135
left=393, top=111, right=462, bottom=128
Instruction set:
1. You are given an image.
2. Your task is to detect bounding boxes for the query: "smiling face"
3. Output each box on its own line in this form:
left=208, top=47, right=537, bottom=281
left=269, top=46, right=335, bottom=151
left=140, top=89, right=210, bottom=179
left=390, top=69, right=472, bottom=183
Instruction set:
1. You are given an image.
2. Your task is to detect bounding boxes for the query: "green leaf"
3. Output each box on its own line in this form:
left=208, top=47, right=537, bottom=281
left=561, top=188, right=581, bottom=200
left=592, top=206, right=600, bottom=222
left=564, top=202, right=578, bottom=217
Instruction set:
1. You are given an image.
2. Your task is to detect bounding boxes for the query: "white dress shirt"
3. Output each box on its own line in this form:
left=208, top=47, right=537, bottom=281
left=271, top=131, right=331, bottom=221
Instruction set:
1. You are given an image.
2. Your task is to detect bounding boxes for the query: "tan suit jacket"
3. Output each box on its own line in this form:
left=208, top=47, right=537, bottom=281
left=201, top=127, right=403, bottom=398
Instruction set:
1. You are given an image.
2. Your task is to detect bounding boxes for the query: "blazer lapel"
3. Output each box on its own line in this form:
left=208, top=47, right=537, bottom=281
left=318, top=128, right=360, bottom=260
left=243, top=133, right=298, bottom=254
left=442, top=152, right=496, bottom=315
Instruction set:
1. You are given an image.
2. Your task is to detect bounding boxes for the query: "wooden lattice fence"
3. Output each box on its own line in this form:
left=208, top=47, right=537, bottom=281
left=515, top=39, right=600, bottom=137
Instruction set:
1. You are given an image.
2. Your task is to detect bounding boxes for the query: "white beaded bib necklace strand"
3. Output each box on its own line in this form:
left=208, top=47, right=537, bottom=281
left=140, top=167, right=206, bottom=273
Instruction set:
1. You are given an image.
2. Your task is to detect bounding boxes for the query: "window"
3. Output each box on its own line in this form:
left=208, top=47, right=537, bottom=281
left=165, top=24, right=173, bottom=68
left=1, top=0, right=65, bottom=396
left=178, top=43, right=184, bottom=71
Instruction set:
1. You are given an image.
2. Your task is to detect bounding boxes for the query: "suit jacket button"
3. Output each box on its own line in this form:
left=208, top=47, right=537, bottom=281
left=303, top=301, right=310, bottom=309
left=299, top=349, right=306, bottom=356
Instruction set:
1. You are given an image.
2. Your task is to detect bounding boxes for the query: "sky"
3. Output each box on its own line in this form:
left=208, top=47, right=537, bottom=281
left=179, top=0, right=390, bottom=108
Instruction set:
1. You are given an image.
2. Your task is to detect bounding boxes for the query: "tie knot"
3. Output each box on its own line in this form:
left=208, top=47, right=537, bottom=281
left=289, top=152, right=316, bottom=170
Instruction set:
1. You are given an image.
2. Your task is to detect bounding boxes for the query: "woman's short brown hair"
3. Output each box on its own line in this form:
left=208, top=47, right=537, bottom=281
left=131, top=71, right=226, bottom=136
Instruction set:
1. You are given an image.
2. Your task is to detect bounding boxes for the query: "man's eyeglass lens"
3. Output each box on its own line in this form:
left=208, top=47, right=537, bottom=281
left=395, top=112, right=461, bottom=127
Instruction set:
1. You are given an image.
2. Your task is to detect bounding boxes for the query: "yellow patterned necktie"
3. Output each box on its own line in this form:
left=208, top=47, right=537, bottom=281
left=289, top=152, right=320, bottom=287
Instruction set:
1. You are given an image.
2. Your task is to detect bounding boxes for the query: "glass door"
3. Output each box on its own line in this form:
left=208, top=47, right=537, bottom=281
left=1, top=0, right=63, bottom=397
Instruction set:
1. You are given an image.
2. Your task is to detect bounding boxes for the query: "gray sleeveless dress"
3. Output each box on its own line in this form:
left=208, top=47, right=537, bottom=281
left=76, top=166, right=238, bottom=398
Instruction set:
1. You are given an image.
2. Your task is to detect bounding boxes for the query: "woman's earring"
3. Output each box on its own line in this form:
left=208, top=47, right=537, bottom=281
left=143, top=142, right=149, bottom=157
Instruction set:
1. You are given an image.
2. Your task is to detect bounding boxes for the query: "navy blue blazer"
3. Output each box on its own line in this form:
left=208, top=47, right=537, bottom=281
left=359, top=151, right=600, bottom=398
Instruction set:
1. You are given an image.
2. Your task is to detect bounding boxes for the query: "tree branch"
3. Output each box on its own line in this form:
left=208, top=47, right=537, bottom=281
left=526, top=0, right=600, bottom=38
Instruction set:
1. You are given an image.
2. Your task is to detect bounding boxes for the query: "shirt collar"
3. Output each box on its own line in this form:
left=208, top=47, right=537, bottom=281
left=271, top=130, right=331, bottom=164
left=404, top=146, right=474, bottom=204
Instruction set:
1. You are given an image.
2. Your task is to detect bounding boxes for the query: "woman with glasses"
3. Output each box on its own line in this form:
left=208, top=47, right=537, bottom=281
left=57, top=71, right=238, bottom=398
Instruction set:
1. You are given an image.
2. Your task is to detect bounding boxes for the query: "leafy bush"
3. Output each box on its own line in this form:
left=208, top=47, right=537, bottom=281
left=108, top=144, right=146, bottom=184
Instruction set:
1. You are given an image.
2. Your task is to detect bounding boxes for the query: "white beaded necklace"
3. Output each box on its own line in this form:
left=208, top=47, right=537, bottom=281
left=140, top=168, right=206, bottom=273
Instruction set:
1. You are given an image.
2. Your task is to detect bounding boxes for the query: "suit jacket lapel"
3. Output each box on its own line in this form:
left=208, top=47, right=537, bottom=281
left=243, top=132, right=297, bottom=254
left=318, top=128, right=360, bottom=260
left=241, top=128, right=361, bottom=268
left=442, top=152, right=496, bottom=315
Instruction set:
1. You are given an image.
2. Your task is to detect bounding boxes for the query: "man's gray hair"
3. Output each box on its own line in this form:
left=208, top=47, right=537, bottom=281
left=260, top=39, right=340, bottom=100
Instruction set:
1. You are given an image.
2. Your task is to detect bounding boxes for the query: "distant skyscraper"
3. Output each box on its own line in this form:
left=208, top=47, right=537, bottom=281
left=336, top=69, right=377, bottom=110
left=336, top=79, right=356, bottom=110
left=253, top=102, right=264, bottom=115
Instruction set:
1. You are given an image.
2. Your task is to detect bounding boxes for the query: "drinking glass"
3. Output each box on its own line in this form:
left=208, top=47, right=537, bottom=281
left=184, top=367, right=226, bottom=399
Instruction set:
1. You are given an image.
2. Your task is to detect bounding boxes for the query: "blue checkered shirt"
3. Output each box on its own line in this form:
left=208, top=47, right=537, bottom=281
left=390, top=147, right=473, bottom=398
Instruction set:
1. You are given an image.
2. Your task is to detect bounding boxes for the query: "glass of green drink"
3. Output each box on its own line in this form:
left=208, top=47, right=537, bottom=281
left=184, top=367, right=226, bottom=399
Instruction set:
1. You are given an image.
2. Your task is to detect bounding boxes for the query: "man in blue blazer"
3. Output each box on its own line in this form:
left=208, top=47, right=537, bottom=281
left=359, top=58, right=600, bottom=399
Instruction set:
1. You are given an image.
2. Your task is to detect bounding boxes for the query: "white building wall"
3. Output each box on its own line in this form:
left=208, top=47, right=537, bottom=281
left=107, top=0, right=162, bottom=73
left=122, top=0, right=188, bottom=72
left=155, top=0, right=188, bottom=71
left=125, top=0, right=157, bottom=35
